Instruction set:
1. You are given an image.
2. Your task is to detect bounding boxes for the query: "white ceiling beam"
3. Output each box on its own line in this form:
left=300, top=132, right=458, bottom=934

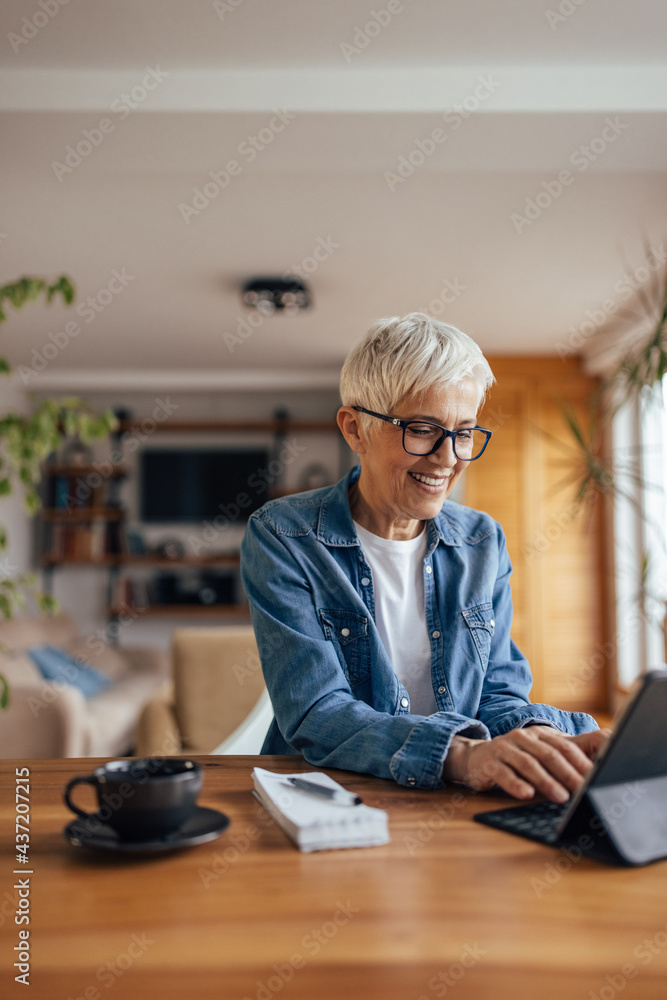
left=11, top=369, right=341, bottom=392
left=2, top=66, right=667, bottom=113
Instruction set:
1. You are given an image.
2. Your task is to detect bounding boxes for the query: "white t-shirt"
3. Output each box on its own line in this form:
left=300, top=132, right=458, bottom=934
left=353, top=520, right=437, bottom=716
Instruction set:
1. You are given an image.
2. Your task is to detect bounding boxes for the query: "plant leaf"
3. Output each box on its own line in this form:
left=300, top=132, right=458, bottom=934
left=35, top=592, right=59, bottom=615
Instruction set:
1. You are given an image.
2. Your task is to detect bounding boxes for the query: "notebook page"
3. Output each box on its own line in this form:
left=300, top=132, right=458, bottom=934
left=252, top=767, right=389, bottom=834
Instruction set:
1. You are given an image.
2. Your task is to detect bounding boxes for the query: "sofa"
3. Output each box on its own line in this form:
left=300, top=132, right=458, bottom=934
left=0, top=612, right=170, bottom=758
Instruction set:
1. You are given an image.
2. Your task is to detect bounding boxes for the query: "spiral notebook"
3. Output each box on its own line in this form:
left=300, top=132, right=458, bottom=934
left=252, top=767, right=390, bottom=852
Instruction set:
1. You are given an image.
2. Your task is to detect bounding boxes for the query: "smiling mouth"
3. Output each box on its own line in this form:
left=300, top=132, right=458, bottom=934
left=409, top=471, right=447, bottom=488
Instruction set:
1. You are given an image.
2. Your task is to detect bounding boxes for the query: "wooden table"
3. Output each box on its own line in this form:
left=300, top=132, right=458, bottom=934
left=2, top=756, right=666, bottom=1000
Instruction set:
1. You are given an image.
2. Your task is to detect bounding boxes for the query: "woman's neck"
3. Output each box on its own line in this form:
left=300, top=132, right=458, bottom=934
left=348, top=481, right=424, bottom=541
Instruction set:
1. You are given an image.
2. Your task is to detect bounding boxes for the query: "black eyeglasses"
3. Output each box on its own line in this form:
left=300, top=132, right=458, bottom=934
left=352, top=406, right=492, bottom=461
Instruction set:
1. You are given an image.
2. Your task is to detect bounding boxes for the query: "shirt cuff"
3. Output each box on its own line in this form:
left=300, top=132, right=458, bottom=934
left=487, top=705, right=599, bottom=737
left=389, top=714, right=490, bottom=789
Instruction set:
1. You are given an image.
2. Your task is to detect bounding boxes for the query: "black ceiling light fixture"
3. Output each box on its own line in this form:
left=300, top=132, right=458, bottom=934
left=241, top=276, right=311, bottom=315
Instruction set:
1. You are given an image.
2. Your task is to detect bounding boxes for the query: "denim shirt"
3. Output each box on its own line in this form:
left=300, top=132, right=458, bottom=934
left=240, top=465, right=599, bottom=789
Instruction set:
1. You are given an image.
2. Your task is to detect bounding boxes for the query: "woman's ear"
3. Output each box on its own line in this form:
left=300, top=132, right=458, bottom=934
left=337, top=406, right=368, bottom=455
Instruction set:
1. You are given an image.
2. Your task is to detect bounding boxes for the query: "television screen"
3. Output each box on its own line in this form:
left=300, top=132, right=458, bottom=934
left=139, top=448, right=271, bottom=523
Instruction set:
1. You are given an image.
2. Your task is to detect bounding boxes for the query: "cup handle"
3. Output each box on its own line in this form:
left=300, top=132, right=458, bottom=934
left=64, top=775, right=97, bottom=819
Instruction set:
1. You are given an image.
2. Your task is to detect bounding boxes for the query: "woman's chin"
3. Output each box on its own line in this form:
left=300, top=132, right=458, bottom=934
left=402, top=492, right=450, bottom=522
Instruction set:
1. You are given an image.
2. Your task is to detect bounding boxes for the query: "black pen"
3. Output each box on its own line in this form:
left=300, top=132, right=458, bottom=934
left=286, top=777, right=363, bottom=806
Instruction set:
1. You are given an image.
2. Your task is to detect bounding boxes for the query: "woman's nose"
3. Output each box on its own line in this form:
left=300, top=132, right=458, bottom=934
left=429, top=435, right=457, bottom=467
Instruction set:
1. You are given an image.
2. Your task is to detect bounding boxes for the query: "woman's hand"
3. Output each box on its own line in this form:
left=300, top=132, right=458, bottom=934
left=442, top=726, right=611, bottom=803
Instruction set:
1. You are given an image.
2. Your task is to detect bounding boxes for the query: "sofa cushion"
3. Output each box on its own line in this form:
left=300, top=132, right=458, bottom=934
left=67, top=637, right=131, bottom=682
left=83, top=674, right=173, bottom=757
left=117, top=646, right=171, bottom=678
left=0, top=651, right=43, bottom=687
left=0, top=683, right=85, bottom=758
left=27, top=645, right=113, bottom=700
left=0, top=612, right=78, bottom=652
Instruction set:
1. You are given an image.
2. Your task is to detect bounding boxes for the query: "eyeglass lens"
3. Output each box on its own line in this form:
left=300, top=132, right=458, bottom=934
left=403, top=423, right=487, bottom=459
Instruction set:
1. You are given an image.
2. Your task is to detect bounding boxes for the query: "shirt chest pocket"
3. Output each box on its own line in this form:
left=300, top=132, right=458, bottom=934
left=319, top=609, right=371, bottom=689
left=461, top=602, right=495, bottom=672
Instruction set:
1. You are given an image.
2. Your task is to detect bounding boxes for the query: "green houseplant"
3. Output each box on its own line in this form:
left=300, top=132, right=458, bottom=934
left=558, top=247, right=667, bottom=663
left=0, top=275, right=117, bottom=707
left=560, top=247, right=666, bottom=504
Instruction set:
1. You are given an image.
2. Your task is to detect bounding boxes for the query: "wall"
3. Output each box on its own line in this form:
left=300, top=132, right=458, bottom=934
left=464, top=357, right=608, bottom=713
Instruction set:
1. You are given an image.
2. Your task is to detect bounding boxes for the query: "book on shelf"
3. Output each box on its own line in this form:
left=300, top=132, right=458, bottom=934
left=41, top=515, right=126, bottom=563
left=47, top=473, right=106, bottom=511
left=125, top=528, right=146, bottom=555
left=104, top=518, right=126, bottom=556
left=113, top=576, right=148, bottom=610
left=90, top=518, right=107, bottom=558
left=53, top=476, right=69, bottom=509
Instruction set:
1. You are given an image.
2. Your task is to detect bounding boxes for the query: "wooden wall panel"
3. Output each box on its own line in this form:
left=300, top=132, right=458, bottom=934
left=465, top=387, right=530, bottom=665
left=463, top=358, right=607, bottom=713
left=536, top=392, right=605, bottom=709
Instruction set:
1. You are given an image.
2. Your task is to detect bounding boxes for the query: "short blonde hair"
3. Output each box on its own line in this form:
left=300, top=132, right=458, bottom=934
left=340, top=312, right=495, bottom=433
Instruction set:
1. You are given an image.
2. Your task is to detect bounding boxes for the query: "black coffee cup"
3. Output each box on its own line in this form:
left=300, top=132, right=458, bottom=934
left=64, top=758, right=203, bottom=840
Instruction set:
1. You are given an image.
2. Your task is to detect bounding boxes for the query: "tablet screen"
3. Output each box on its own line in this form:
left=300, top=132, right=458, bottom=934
left=592, top=671, right=667, bottom=786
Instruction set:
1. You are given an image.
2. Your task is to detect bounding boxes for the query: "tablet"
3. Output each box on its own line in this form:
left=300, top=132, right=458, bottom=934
left=473, top=668, right=667, bottom=865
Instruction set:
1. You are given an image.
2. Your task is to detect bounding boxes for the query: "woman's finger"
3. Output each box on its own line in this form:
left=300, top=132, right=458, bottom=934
left=466, top=747, right=536, bottom=799
left=495, top=741, right=572, bottom=803
left=525, top=728, right=596, bottom=779
left=487, top=760, right=536, bottom=800
left=569, top=729, right=611, bottom=760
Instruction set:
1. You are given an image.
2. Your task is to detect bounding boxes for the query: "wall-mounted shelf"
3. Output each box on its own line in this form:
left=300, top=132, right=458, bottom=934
left=41, top=507, right=124, bottom=522
left=108, top=603, right=250, bottom=620
left=40, top=554, right=241, bottom=569
left=43, top=463, right=128, bottom=477
left=118, top=419, right=338, bottom=433
left=37, top=414, right=346, bottom=640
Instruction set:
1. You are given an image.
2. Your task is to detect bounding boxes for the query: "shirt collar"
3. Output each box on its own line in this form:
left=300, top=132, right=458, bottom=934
left=316, top=465, right=463, bottom=548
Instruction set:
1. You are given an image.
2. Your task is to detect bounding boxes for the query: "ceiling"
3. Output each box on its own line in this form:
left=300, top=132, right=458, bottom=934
left=1, top=0, right=666, bottom=387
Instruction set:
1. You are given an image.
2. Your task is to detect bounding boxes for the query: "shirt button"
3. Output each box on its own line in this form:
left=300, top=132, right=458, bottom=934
left=400, top=697, right=409, bottom=708
left=407, top=777, right=416, bottom=786
left=432, top=630, right=440, bottom=638
left=341, top=628, right=350, bottom=637
left=425, top=565, right=432, bottom=574
left=438, top=685, right=446, bottom=694
left=361, top=577, right=370, bottom=586
left=490, top=619, right=495, bottom=627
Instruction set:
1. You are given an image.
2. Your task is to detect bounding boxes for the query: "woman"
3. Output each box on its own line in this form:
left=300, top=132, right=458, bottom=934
left=241, top=313, right=607, bottom=800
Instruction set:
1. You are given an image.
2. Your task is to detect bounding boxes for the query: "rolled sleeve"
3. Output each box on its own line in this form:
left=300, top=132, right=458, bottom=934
left=390, top=715, right=490, bottom=788
left=489, top=705, right=599, bottom=736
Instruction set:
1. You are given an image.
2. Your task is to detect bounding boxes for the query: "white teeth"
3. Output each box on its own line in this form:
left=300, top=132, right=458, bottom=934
left=410, top=471, right=445, bottom=487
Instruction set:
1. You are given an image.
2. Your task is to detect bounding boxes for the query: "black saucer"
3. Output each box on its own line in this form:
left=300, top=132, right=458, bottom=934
left=64, top=805, right=230, bottom=853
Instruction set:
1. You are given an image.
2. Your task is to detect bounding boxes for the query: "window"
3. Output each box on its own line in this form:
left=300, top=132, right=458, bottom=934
left=613, top=377, right=667, bottom=688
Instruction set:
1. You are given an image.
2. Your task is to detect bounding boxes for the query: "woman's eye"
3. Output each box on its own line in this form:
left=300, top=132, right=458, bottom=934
left=407, top=424, right=437, bottom=436
left=457, top=430, right=473, bottom=440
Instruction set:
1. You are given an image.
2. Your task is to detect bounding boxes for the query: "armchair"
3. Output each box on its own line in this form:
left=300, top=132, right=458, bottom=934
left=135, top=625, right=271, bottom=757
